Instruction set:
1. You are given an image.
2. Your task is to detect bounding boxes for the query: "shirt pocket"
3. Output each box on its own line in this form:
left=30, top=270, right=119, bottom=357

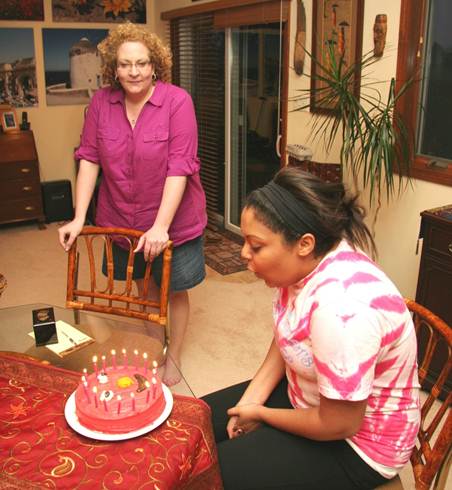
left=97, top=127, right=121, bottom=159
left=142, top=130, right=169, bottom=161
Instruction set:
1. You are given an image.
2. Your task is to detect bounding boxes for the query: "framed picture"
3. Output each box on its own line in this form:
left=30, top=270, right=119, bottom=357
left=311, top=0, right=364, bottom=113
left=0, top=105, right=19, bottom=133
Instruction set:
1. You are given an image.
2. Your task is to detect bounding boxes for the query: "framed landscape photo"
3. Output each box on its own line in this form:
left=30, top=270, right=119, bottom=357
left=0, top=105, right=19, bottom=133
left=311, top=0, right=364, bottom=113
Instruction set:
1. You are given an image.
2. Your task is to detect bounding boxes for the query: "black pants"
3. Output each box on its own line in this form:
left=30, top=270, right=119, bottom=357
left=201, top=379, right=388, bottom=490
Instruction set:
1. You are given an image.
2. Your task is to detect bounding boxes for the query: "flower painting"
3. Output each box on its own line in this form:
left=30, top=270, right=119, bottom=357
left=0, top=0, right=44, bottom=21
left=52, top=0, right=146, bottom=23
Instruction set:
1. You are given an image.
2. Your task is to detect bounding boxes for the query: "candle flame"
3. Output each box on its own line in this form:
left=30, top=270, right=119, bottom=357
left=122, top=348, right=126, bottom=354
left=117, top=395, right=121, bottom=401
left=92, top=386, right=98, bottom=393
left=152, top=377, right=157, bottom=384
left=145, top=381, right=150, bottom=388
left=130, top=392, right=135, bottom=398
left=92, top=355, right=97, bottom=362
left=152, top=360, right=158, bottom=368
left=111, top=349, right=116, bottom=355
left=143, top=352, right=148, bottom=359
left=101, top=355, right=106, bottom=360
left=134, top=349, right=138, bottom=355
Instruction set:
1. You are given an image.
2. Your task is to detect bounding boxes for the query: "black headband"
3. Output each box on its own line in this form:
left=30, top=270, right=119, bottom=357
left=257, top=181, right=325, bottom=239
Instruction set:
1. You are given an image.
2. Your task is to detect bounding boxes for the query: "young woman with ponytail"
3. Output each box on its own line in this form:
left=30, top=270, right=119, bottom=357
left=203, top=167, right=420, bottom=490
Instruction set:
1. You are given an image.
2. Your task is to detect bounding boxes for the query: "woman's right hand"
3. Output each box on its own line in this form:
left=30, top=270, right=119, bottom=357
left=58, top=218, right=84, bottom=251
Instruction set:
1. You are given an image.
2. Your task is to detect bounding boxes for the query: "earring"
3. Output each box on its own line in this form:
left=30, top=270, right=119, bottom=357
left=115, top=73, right=118, bottom=81
left=152, top=72, right=157, bottom=82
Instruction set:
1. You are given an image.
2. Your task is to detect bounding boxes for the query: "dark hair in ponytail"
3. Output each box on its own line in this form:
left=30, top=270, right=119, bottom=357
left=244, top=167, right=377, bottom=259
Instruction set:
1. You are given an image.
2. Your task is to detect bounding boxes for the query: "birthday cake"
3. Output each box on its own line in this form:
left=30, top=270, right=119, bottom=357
left=74, top=354, right=166, bottom=434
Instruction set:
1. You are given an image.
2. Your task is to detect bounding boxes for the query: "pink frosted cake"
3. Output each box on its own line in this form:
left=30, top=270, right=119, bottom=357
left=75, top=360, right=166, bottom=434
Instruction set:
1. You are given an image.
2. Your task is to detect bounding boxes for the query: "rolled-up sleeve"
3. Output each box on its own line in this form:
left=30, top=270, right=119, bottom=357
left=74, top=90, right=102, bottom=164
left=167, top=92, right=200, bottom=176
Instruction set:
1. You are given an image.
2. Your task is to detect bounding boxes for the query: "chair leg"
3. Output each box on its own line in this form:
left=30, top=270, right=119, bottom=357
left=434, top=447, right=452, bottom=490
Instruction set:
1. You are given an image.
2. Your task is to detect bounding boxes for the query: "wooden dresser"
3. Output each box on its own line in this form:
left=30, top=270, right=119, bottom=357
left=416, top=205, right=452, bottom=395
left=0, top=130, right=45, bottom=228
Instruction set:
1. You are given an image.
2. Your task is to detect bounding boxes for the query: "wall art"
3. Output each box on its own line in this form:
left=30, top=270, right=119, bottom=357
left=52, top=0, right=146, bottom=23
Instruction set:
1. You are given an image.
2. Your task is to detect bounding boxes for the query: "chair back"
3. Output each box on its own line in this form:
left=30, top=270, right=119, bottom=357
left=66, top=226, right=172, bottom=329
left=405, top=299, right=452, bottom=490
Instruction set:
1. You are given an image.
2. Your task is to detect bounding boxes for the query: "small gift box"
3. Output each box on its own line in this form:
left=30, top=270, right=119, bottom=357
left=32, top=307, right=58, bottom=346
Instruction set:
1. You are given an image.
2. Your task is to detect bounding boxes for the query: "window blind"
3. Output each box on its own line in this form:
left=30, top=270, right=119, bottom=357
left=170, top=14, right=225, bottom=221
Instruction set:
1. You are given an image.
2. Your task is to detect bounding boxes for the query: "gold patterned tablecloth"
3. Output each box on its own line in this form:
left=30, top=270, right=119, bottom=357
left=0, top=353, right=223, bottom=489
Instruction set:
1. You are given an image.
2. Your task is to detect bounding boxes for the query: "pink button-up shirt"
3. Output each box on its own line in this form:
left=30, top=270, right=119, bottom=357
left=75, top=82, right=207, bottom=246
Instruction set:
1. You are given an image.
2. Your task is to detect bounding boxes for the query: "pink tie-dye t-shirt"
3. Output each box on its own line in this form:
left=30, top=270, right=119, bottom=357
left=273, top=240, right=420, bottom=478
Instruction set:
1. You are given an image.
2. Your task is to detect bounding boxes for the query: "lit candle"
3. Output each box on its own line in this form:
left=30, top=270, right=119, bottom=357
left=103, top=398, right=108, bottom=412
left=145, top=381, right=151, bottom=404
left=81, top=375, right=87, bottom=384
left=143, top=352, right=148, bottom=375
left=152, top=360, right=158, bottom=376
left=82, top=381, right=90, bottom=403
left=122, top=348, right=128, bottom=369
left=134, top=349, right=139, bottom=370
left=116, top=395, right=122, bottom=415
left=101, top=355, right=107, bottom=372
left=152, top=377, right=157, bottom=399
left=111, top=349, right=117, bottom=370
left=130, top=392, right=136, bottom=411
left=92, top=386, right=98, bottom=408
left=92, top=356, right=98, bottom=377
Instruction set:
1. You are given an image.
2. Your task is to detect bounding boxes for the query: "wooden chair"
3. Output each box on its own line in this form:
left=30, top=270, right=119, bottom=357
left=376, top=299, right=451, bottom=490
left=66, top=226, right=173, bottom=352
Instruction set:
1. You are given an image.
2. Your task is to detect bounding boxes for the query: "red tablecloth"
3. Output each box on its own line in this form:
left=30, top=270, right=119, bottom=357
left=0, top=353, right=223, bottom=489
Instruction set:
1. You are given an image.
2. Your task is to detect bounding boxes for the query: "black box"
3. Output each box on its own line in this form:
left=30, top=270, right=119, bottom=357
left=32, top=307, right=58, bottom=346
left=41, top=180, right=74, bottom=223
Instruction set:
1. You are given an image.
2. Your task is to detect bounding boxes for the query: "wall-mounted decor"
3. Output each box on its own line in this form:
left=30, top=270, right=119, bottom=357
left=373, top=14, right=387, bottom=58
left=52, top=0, right=146, bottom=23
left=0, top=104, right=19, bottom=133
left=294, top=0, right=307, bottom=75
left=0, top=28, right=38, bottom=107
left=43, top=28, right=108, bottom=106
left=311, top=0, right=364, bottom=112
left=0, top=0, right=44, bottom=21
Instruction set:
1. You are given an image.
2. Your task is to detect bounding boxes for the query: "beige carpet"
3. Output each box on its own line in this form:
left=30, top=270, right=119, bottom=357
left=0, top=221, right=427, bottom=489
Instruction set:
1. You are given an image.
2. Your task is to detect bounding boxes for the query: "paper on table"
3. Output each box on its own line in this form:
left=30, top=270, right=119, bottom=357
left=28, top=320, right=94, bottom=357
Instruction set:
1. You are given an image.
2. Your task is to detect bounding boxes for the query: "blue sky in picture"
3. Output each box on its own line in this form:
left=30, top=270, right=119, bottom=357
left=42, top=28, right=108, bottom=71
left=0, top=28, right=34, bottom=63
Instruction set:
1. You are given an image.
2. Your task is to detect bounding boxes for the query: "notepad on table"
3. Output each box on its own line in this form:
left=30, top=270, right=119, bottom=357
left=28, top=320, right=94, bottom=357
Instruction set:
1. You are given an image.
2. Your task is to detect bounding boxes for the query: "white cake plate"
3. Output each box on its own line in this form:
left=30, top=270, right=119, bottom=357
left=64, top=384, right=173, bottom=441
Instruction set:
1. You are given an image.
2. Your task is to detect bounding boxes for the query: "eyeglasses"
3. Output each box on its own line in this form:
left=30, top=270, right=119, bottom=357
left=117, top=60, right=151, bottom=72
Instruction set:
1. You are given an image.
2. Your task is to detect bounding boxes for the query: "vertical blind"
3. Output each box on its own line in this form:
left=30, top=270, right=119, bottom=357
left=170, top=14, right=225, bottom=221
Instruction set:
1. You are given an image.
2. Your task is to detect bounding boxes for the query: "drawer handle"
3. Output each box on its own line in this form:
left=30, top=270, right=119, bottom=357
left=449, top=243, right=452, bottom=254
left=21, top=168, right=31, bottom=173
left=25, top=206, right=34, bottom=211
left=22, top=186, right=32, bottom=191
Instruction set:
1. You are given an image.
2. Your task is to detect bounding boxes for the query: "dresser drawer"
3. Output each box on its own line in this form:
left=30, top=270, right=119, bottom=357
left=0, top=179, right=41, bottom=200
left=424, top=223, right=452, bottom=263
left=0, top=160, right=40, bottom=181
left=0, top=197, right=44, bottom=223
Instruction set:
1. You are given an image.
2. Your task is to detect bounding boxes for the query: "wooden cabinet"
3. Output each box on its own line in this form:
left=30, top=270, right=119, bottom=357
left=0, top=131, right=45, bottom=228
left=416, top=205, right=452, bottom=395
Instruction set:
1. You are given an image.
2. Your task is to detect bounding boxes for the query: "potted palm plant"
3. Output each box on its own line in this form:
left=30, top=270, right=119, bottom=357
left=292, top=45, right=414, bottom=206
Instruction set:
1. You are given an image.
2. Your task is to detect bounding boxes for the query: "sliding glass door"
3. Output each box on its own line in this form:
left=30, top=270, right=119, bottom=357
left=225, top=23, right=284, bottom=231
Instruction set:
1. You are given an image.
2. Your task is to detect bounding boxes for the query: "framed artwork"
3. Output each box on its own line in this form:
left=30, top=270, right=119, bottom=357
left=0, top=0, right=44, bottom=21
left=0, top=28, right=38, bottom=107
left=52, top=0, right=146, bottom=23
left=43, top=28, right=108, bottom=106
left=311, top=0, right=364, bottom=113
left=0, top=105, right=19, bottom=133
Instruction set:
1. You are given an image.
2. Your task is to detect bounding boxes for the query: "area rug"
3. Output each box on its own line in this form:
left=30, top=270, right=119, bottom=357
left=203, top=228, right=247, bottom=275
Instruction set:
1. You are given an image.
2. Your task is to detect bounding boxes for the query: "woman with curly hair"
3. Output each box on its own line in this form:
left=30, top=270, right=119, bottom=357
left=58, top=23, right=207, bottom=386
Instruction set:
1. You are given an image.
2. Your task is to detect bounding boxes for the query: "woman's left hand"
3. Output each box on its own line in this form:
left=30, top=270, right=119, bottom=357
left=134, top=225, right=169, bottom=260
left=227, top=403, right=263, bottom=436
